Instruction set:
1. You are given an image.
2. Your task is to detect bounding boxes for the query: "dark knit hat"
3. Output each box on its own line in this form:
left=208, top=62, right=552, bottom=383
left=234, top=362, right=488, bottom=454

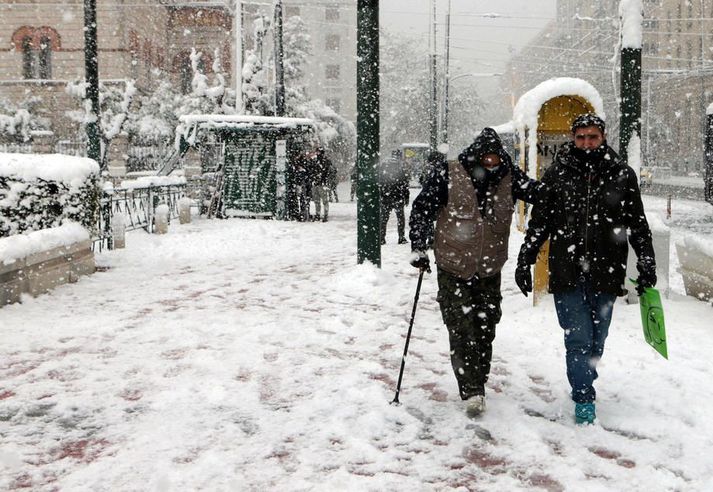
left=458, top=127, right=509, bottom=169
left=571, top=113, right=606, bottom=134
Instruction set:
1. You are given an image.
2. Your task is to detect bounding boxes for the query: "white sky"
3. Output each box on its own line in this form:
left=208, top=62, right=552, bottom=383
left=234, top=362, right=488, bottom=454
left=381, top=0, right=558, bottom=124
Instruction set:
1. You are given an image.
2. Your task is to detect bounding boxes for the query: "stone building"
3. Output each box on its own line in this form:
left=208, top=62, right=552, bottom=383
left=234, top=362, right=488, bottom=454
left=0, top=0, right=356, bottom=172
left=507, top=0, right=713, bottom=174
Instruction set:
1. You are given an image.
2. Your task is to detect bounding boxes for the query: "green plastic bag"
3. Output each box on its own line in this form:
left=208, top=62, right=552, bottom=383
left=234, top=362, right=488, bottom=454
left=630, top=279, right=668, bottom=359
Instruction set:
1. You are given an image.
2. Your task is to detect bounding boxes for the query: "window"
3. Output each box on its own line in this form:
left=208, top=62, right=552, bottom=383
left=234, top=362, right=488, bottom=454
left=325, top=64, right=340, bottom=80
left=38, top=36, right=52, bottom=79
left=22, top=36, right=34, bottom=79
left=326, top=98, right=341, bottom=112
left=325, top=34, right=340, bottom=51
left=325, top=5, right=340, bottom=21
left=14, top=26, right=59, bottom=80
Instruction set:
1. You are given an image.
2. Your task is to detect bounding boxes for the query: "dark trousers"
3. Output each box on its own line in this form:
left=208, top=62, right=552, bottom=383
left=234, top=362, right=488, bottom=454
left=437, top=269, right=502, bottom=400
left=554, top=280, right=616, bottom=404
left=380, top=198, right=405, bottom=242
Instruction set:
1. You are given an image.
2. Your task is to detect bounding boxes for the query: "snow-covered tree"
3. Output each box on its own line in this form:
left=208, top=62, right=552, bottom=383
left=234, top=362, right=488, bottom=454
left=125, top=80, right=182, bottom=144
left=66, top=79, right=137, bottom=169
left=283, top=15, right=311, bottom=111
left=0, top=96, right=51, bottom=143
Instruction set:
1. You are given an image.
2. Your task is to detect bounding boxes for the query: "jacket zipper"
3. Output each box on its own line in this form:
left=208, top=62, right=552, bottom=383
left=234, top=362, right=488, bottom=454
left=583, top=170, right=592, bottom=274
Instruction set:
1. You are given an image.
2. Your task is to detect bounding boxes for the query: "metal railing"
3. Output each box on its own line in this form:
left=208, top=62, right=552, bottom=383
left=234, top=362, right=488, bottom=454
left=93, top=183, right=186, bottom=251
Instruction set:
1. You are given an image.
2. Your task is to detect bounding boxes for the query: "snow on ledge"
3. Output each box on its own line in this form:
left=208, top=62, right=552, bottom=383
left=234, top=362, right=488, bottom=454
left=619, top=0, right=643, bottom=49
left=118, top=175, right=187, bottom=190
left=179, top=114, right=314, bottom=128
left=0, top=222, right=89, bottom=265
left=0, top=153, right=99, bottom=188
left=513, top=77, right=605, bottom=171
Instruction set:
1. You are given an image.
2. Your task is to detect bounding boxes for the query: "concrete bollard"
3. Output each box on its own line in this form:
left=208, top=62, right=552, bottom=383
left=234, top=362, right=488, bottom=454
left=626, top=220, right=670, bottom=303
left=111, top=213, right=126, bottom=249
left=154, top=204, right=169, bottom=234
left=179, top=197, right=192, bottom=224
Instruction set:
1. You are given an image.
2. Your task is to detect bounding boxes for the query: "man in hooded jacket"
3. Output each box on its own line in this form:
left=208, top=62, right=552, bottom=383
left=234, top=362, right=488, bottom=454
left=515, top=113, right=656, bottom=425
left=409, top=128, right=544, bottom=417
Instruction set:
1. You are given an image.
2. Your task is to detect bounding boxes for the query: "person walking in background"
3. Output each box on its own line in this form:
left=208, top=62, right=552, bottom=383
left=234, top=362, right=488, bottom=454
left=328, top=162, right=339, bottom=203
left=310, top=146, right=333, bottom=222
left=379, top=149, right=410, bottom=244
left=350, top=165, right=357, bottom=202
left=409, top=128, right=544, bottom=417
left=291, top=150, right=312, bottom=222
left=515, top=113, right=657, bottom=425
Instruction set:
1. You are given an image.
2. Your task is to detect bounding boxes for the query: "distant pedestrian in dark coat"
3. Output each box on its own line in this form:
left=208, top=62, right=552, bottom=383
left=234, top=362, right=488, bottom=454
left=379, top=149, right=410, bottom=244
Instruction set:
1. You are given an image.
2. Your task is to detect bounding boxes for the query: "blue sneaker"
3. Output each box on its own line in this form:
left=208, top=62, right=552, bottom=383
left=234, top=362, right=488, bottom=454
left=575, top=403, right=596, bottom=425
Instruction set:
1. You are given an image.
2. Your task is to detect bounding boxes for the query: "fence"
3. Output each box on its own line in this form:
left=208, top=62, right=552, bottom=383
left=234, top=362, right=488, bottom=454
left=94, top=182, right=186, bottom=251
left=0, top=142, right=34, bottom=154
left=56, top=139, right=87, bottom=157
left=127, top=141, right=172, bottom=172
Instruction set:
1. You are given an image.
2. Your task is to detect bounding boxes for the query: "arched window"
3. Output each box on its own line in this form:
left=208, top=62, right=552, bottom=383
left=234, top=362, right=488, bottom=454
left=38, top=36, right=52, bottom=79
left=13, top=26, right=60, bottom=80
left=22, top=36, right=34, bottom=79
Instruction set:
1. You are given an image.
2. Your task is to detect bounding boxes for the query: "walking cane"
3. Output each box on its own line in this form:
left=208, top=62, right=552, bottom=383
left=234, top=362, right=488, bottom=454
left=390, top=266, right=429, bottom=405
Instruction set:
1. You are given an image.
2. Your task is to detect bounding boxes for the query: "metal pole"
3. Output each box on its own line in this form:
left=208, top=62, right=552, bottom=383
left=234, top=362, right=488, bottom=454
left=83, top=0, right=100, bottom=165
left=705, top=112, right=713, bottom=204
left=356, top=0, right=380, bottom=266
left=274, top=0, right=285, bottom=116
left=619, top=47, right=641, bottom=165
left=442, top=0, right=451, bottom=145
left=429, top=0, right=438, bottom=151
left=234, top=0, right=243, bottom=113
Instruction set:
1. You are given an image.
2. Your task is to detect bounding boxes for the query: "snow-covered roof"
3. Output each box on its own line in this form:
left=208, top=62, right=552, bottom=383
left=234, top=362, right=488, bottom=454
left=0, top=153, right=99, bottom=187
left=619, top=0, right=643, bottom=49
left=513, top=78, right=605, bottom=169
left=179, top=114, right=315, bottom=129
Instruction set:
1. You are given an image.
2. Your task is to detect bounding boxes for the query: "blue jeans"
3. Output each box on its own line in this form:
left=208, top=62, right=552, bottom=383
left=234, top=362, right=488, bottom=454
left=554, top=281, right=616, bottom=404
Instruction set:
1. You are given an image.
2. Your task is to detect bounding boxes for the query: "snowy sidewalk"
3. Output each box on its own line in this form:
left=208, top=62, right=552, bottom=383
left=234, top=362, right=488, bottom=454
left=1, top=198, right=712, bottom=491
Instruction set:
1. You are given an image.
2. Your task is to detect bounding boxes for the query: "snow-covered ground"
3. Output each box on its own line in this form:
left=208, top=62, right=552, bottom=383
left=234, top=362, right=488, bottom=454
left=1, top=186, right=712, bottom=491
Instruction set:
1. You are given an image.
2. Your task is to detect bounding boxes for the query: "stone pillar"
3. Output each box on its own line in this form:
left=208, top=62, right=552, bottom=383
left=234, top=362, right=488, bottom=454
left=154, top=203, right=169, bottom=234
left=111, top=213, right=126, bottom=249
left=179, top=197, right=192, bottom=224
left=107, top=135, right=129, bottom=178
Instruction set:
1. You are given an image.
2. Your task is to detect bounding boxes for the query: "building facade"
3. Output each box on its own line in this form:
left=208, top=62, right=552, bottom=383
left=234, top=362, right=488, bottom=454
left=0, top=0, right=356, bottom=163
left=508, top=0, right=713, bottom=174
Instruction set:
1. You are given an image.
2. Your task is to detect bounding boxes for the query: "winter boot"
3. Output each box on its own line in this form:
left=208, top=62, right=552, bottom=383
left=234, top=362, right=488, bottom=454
left=465, top=395, right=486, bottom=418
left=575, top=402, right=596, bottom=425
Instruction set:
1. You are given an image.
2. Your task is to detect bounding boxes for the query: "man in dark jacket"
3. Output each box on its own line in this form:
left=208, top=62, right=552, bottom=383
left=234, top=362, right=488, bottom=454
left=409, top=128, right=544, bottom=417
left=310, top=147, right=334, bottom=222
left=515, top=113, right=656, bottom=425
left=380, top=149, right=410, bottom=244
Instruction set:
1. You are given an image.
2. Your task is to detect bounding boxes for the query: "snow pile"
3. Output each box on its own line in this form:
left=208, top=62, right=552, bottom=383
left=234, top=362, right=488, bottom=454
left=514, top=77, right=605, bottom=170
left=627, top=133, right=642, bottom=180
left=680, top=233, right=713, bottom=258
left=619, top=0, right=643, bottom=49
left=0, top=153, right=99, bottom=188
left=0, top=222, right=89, bottom=265
left=0, top=153, right=100, bottom=237
left=118, top=175, right=187, bottom=190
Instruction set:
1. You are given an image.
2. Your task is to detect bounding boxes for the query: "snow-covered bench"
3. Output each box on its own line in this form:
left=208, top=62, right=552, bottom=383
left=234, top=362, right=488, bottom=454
left=676, top=235, right=713, bottom=303
left=0, top=223, right=95, bottom=306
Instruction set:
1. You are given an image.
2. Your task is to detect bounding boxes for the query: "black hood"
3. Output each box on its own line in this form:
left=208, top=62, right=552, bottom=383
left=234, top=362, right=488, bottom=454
left=458, top=127, right=512, bottom=171
left=556, top=141, right=620, bottom=173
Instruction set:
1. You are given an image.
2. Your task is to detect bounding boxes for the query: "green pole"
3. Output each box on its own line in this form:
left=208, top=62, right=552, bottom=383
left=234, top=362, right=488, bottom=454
left=84, top=0, right=101, bottom=165
left=619, top=46, right=641, bottom=165
left=356, top=0, right=380, bottom=266
left=274, top=0, right=285, bottom=117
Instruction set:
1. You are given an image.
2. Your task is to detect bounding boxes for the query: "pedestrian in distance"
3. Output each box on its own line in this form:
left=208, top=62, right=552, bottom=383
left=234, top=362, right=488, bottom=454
left=291, top=150, right=312, bottom=222
left=350, top=165, right=357, bottom=202
left=515, top=113, right=657, bottom=425
left=379, top=149, right=410, bottom=244
left=310, top=146, right=334, bottom=222
left=409, top=128, right=544, bottom=418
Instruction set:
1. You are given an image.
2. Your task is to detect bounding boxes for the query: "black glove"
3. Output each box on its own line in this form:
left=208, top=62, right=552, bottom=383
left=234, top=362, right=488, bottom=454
left=515, top=262, right=533, bottom=297
left=636, top=269, right=657, bottom=296
left=410, top=251, right=431, bottom=273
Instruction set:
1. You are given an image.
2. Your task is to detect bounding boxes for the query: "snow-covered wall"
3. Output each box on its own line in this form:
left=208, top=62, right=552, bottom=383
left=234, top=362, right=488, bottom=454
left=0, top=153, right=100, bottom=238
